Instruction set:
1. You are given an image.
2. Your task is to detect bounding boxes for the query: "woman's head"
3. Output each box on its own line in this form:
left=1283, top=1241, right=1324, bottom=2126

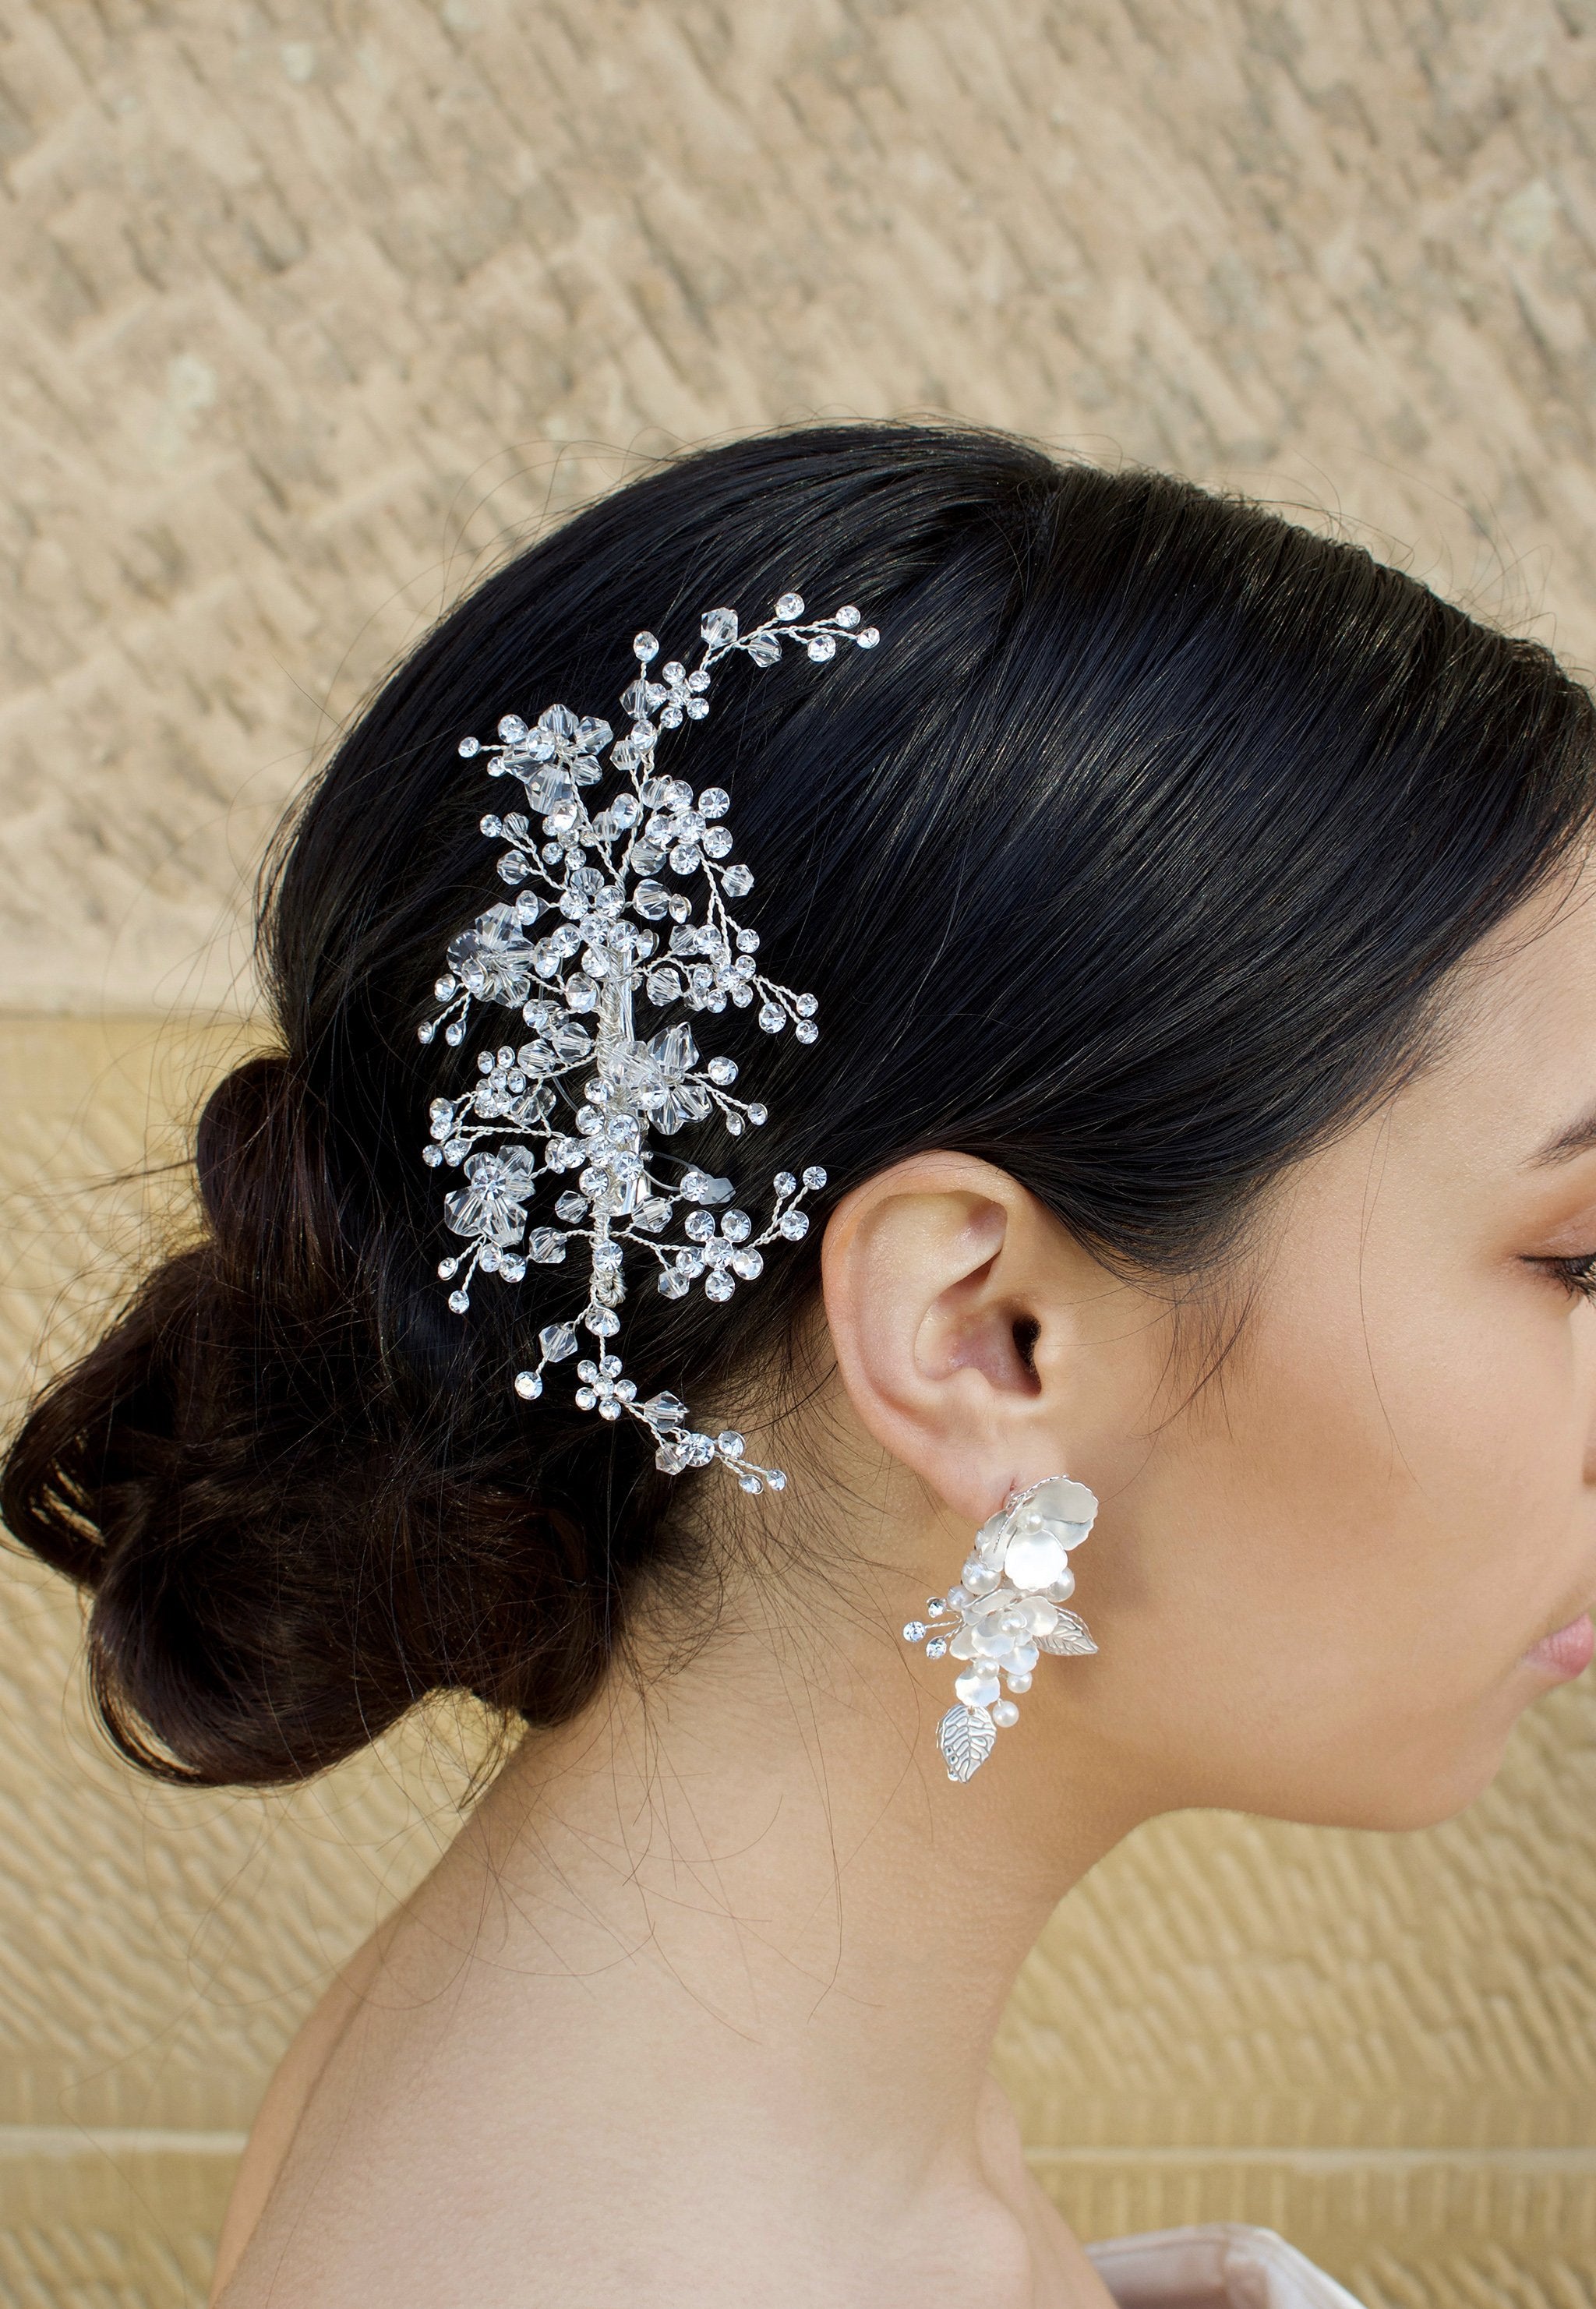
left=5, top=421, right=1594, bottom=1829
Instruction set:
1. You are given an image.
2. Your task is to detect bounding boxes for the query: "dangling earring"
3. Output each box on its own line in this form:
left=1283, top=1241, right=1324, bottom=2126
left=902, top=1477, right=1100, bottom=1781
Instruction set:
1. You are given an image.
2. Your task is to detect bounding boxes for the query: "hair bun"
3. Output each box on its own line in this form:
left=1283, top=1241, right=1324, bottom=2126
left=0, top=1044, right=612, bottom=1787
left=195, top=1050, right=292, bottom=1227
left=192, top=1050, right=337, bottom=1297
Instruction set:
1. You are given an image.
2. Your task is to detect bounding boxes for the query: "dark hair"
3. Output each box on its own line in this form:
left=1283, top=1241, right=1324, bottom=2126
left=5, top=423, right=1593, bottom=1788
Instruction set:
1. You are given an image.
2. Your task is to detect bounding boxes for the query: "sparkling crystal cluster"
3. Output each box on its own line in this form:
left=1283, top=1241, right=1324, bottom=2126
left=903, top=1478, right=1100, bottom=1780
left=419, top=591, right=880, bottom=1491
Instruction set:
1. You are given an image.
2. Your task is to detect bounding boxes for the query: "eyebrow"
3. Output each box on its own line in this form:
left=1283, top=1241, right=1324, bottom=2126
left=1530, top=1104, right=1596, bottom=1166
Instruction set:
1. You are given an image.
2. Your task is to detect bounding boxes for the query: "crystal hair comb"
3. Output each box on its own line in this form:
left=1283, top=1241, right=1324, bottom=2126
left=418, top=592, right=881, bottom=1493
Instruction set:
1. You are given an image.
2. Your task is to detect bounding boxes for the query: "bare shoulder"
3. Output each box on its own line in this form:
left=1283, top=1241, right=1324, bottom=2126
left=209, top=1910, right=402, bottom=2306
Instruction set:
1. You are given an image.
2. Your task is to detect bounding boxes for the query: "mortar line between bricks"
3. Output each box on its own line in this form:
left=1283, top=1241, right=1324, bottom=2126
left=1026, top=2145, right=1596, bottom=2173
left=1, top=2129, right=1591, bottom=2173
left=0, top=2126, right=249, bottom=2158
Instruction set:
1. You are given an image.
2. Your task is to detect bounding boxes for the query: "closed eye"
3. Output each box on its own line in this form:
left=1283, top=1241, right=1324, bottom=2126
left=1533, top=1252, right=1596, bottom=1302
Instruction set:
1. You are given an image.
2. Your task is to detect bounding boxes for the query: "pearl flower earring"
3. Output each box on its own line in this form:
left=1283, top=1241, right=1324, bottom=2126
left=903, top=1476, right=1100, bottom=1781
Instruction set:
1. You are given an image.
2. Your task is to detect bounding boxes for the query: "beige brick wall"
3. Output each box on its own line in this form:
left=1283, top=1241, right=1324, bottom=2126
left=3, top=4, right=1596, bottom=2301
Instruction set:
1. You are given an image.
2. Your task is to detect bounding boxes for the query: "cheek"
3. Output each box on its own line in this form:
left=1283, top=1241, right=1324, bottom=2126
left=1089, top=1219, right=1590, bottom=1822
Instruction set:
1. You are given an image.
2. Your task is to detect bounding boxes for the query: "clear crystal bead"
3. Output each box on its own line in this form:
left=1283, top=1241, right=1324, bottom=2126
left=927, top=1637, right=948, bottom=1660
left=498, top=715, right=528, bottom=742
left=802, top=1166, right=827, bottom=1190
left=778, top=1209, right=809, bottom=1240
left=539, top=1322, right=579, bottom=1361
left=448, top=1288, right=470, bottom=1313
left=806, top=634, right=836, bottom=662
left=704, top=1269, right=735, bottom=1301
left=856, top=627, right=880, bottom=648
left=757, top=1003, right=784, bottom=1033
left=633, top=630, right=659, bottom=662
left=701, top=606, right=739, bottom=645
left=903, top=1619, right=927, bottom=1643
left=458, top=736, right=481, bottom=757
left=722, top=864, right=754, bottom=897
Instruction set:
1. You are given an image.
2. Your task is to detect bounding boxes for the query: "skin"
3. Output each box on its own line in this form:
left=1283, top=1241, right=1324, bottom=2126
left=212, top=869, right=1596, bottom=2309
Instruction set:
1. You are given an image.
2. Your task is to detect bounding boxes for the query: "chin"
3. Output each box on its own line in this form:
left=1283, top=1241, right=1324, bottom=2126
left=1223, top=1713, right=1517, bottom=1833
left=1291, top=1738, right=1512, bottom=1834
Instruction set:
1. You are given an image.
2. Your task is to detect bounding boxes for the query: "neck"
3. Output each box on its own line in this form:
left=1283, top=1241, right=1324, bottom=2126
left=416, top=1540, right=1148, bottom=2294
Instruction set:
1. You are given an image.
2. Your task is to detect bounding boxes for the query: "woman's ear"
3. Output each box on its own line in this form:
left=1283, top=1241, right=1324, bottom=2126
left=820, top=1151, right=1081, bottom=1525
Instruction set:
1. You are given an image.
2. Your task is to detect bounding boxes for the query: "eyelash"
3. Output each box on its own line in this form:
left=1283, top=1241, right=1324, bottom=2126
left=1540, top=1252, right=1596, bottom=1302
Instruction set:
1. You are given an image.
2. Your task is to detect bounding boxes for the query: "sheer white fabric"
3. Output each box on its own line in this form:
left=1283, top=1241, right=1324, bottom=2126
left=1087, top=2224, right=1367, bottom=2309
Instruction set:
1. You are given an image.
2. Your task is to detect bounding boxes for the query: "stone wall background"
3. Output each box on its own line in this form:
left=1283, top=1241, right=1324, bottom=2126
left=3, top=2, right=1596, bottom=2302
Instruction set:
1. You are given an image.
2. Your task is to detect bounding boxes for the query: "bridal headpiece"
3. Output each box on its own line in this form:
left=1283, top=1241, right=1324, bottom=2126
left=418, top=590, right=880, bottom=1495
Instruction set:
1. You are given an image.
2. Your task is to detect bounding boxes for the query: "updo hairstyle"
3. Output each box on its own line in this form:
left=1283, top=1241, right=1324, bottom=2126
left=5, top=423, right=1592, bottom=1786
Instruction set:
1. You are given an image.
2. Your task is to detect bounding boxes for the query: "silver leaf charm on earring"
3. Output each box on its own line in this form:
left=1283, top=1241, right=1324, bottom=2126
left=902, top=1476, right=1100, bottom=1783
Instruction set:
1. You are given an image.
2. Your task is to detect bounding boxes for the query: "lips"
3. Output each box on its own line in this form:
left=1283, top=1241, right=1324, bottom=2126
left=1524, top=1612, right=1595, bottom=1680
